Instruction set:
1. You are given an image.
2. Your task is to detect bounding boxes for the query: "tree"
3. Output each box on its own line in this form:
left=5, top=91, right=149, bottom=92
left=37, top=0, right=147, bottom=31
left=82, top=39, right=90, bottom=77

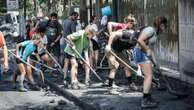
left=0, top=0, right=7, bottom=13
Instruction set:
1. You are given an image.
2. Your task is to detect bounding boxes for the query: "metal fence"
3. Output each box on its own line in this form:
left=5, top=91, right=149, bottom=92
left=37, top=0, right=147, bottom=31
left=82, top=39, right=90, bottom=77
left=117, top=0, right=179, bottom=70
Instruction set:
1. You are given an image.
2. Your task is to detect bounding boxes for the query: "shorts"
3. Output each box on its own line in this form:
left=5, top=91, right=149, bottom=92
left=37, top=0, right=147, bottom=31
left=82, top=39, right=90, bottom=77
left=30, top=52, right=46, bottom=60
left=91, top=39, right=100, bottom=51
left=64, top=52, right=74, bottom=59
left=60, top=43, right=67, bottom=55
left=132, top=47, right=150, bottom=64
left=15, top=58, right=24, bottom=64
left=39, top=52, right=46, bottom=58
left=107, top=50, right=129, bottom=69
left=48, top=44, right=60, bottom=57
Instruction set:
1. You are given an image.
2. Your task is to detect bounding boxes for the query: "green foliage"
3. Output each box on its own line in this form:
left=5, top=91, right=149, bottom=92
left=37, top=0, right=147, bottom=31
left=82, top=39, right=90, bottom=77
left=72, top=0, right=80, bottom=6
left=0, top=0, right=6, bottom=13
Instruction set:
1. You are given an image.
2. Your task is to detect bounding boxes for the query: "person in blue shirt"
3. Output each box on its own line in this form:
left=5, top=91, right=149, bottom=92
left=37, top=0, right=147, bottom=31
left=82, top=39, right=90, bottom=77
left=15, top=39, right=41, bottom=92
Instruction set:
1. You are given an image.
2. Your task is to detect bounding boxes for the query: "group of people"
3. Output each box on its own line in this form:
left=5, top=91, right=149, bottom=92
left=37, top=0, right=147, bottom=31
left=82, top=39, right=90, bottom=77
left=0, top=11, right=167, bottom=108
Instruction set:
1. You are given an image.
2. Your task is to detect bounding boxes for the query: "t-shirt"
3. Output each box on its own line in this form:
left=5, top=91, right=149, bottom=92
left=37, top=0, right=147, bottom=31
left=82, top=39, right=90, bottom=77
left=139, top=26, right=157, bottom=49
left=18, top=40, right=38, bottom=61
left=0, top=32, right=6, bottom=48
left=63, top=18, right=77, bottom=37
left=101, top=15, right=108, bottom=26
left=112, top=30, right=135, bottom=52
left=64, top=30, right=89, bottom=58
left=43, top=20, right=62, bottom=44
left=114, top=23, right=128, bottom=31
left=29, top=29, right=36, bottom=40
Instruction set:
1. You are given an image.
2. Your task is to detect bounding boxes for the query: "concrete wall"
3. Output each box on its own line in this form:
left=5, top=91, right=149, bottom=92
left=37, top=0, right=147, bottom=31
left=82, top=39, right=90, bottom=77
left=179, top=0, right=194, bottom=84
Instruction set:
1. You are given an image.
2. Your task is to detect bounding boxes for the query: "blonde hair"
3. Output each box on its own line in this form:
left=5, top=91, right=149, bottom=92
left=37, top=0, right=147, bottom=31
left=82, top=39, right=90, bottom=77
left=124, top=14, right=137, bottom=25
left=84, top=25, right=95, bottom=35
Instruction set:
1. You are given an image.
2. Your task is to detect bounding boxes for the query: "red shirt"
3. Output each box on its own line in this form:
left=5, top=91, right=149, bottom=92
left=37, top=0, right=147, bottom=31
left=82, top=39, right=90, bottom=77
left=114, top=23, right=128, bottom=31
left=29, top=29, right=36, bottom=40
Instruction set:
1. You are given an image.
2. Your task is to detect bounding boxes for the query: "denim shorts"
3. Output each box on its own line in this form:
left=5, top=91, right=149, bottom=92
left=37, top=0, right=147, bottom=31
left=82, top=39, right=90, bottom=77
left=132, top=47, right=150, bottom=64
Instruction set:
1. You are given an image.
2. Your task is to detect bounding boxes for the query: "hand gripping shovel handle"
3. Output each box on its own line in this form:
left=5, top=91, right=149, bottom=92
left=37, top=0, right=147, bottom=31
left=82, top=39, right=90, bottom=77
left=8, top=50, right=45, bottom=84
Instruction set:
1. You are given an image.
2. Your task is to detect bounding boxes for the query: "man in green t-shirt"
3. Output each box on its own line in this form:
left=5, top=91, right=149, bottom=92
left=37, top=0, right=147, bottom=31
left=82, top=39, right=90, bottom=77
left=63, top=25, right=95, bottom=89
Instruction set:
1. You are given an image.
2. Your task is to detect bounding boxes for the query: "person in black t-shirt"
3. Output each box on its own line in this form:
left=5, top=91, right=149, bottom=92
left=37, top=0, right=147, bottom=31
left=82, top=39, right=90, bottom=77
left=105, top=14, right=138, bottom=94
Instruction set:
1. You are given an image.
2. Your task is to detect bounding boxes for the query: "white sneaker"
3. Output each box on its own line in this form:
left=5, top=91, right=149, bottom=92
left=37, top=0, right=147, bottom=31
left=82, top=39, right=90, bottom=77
left=19, top=85, right=28, bottom=92
left=112, top=83, right=120, bottom=89
left=109, top=87, right=120, bottom=95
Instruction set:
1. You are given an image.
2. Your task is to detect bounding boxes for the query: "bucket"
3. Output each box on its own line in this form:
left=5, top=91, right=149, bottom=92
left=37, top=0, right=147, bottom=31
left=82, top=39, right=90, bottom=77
left=101, top=6, right=112, bottom=16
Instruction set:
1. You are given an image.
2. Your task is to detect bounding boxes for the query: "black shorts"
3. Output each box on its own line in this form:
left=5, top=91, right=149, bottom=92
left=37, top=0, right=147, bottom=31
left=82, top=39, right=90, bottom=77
left=15, top=58, right=24, bottom=64
left=64, top=52, right=74, bottom=59
left=48, top=44, right=60, bottom=57
left=30, top=52, right=46, bottom=60
left=91, top=39, right=100, bottom=51
left=39, top=52, right=46, bottom=58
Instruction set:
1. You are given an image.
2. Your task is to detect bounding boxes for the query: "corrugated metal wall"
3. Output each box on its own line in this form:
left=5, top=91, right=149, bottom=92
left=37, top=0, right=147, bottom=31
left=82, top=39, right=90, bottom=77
left=118, top=0, right=179, bottom=70
left=179, top=0, right=194, bottom=81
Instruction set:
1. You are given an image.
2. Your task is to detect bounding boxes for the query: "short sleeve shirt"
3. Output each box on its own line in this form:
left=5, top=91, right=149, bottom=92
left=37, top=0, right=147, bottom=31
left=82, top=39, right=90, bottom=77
left=44, top=20, right=62, bottom=44
left=114, top=23, right=128, bottom=31
left=141, top=26, right=157, bottom=49
left=18, top=40, right=37, bottom=61
left=64, top=30, right=89, bottom=58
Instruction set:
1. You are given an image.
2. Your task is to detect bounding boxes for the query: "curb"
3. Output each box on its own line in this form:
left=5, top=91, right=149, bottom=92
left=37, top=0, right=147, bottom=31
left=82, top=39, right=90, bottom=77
left=45, top=79, right=98, bottom=110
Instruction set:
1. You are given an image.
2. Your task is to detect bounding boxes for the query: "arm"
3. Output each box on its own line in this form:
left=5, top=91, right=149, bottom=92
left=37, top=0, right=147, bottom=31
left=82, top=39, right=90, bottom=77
left=35, top=53, right=41, bottom=61
left=54, top=33, right=62, bottom=43
left=137, top=32, right=150, bottom=52
left=84, top=49, right=90, bottom=79
left=107, top=22, right=120, bottom=34
left=2, top=36, right=8, bottom=69
left=50, top=24, right=63, bottom=46
left=67, top=34, right=75, bottom=47
left=71, top=21, right=77, bottom=33
left=107, top=31, right=123, bottom=47
left=16, top=43, right=22, bottom=57
left=137, top=31, right=156, bottom=64
left=84, top=49, right=90, bottom=66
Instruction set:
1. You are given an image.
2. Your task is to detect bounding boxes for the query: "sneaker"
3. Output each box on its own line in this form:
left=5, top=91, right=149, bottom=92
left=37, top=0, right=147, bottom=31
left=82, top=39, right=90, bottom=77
left=19, top=86, right=28, bottom=92
left=129, top=82, right=139, bottom=91
left=109, top=87, right=120, bottom=95
left=112, top=82, right=120, bottom=89
left=141, top=97, right=158, bottom=108
left=71, top=82, right=80, bottom=90
left=85, top=80, right=91, bottom=86
left=63, top=80, right=68, bottom=88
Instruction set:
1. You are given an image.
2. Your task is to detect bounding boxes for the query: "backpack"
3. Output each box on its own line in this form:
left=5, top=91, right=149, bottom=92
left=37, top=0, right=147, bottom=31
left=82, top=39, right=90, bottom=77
left=112, top=26, right=154, bottom=52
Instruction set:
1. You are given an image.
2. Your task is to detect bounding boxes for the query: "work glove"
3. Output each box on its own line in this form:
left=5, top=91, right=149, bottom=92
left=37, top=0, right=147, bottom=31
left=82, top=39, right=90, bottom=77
left=153, top=63, right=160, bottom=73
